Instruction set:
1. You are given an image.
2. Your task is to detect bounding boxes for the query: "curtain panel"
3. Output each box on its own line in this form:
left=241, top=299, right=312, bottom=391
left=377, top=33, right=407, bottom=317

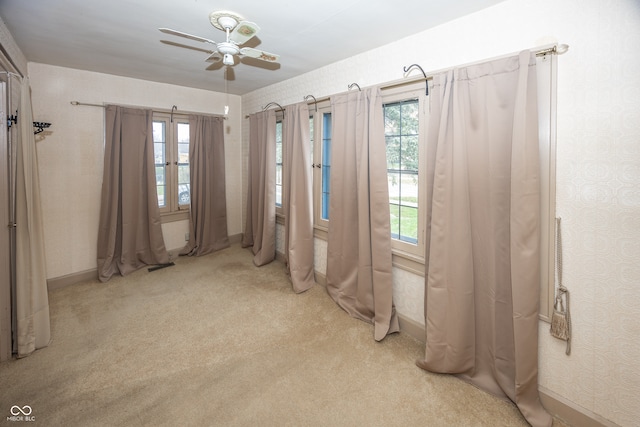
left=242, top=110, right=276, bottom=266
left=282, top=102, right=315, bottom=293
left=416, top=51, right=551, bottom=427
left=181, top=115, right=230, bottom=256
left=326, top=87, right=399, bottom=342
left=15, top=77, right=50, bottom=357
left=97, top=105, right=171, bottom=282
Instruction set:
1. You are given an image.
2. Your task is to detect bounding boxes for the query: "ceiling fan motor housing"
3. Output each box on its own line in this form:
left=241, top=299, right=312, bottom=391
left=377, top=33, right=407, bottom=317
left=217, top=16, right=238, bottom=31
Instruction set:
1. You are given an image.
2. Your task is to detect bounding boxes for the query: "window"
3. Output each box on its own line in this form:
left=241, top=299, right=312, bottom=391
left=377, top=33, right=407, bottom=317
left=321, top=112, right=331, bottom=221
left=153, top=113, right=190, bottom=219
left=310, top=105, right=332, bottom=230
left=385, top=99, right=419, bottom=244
left=381, top=87, right=426, bottom=259
left=275, top=120, right=283, bottom=208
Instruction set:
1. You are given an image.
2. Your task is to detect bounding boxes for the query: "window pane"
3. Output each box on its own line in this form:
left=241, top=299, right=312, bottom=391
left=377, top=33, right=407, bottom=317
left=400, top=102, right=419, bottom=135
left=309, top=116, right=314, bottom=157
left=384, top=103, right=400, bottom=135
left=400, top=172, right=418, bottom=206
left=388, top=172, right=400, bottom=205
left=321, top=113, right=331, bottom=220
left=401, top=135, right=419, bottom=171
left=178, top=143, right=189, bottom=164
left=276, top=165, right=283, bottom=207
left=390, top=203, right=400, bottom=239
left=178, top=165, right=190, bottom=205
left=154, top=142, right=165, bottom=164
left=386, top=136, right=400, bottom=170
left=155, top=165, right=166, bottom=208
left=399, top=205, right=418, bottom=243
left=177, top=123, right=189, bottom=143
left=153, top=121, right=165, bottom=143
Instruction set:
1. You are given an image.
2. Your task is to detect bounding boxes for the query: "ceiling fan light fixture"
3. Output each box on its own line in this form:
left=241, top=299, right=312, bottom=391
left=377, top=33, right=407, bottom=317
left=223, top=53, right=234, bottom=66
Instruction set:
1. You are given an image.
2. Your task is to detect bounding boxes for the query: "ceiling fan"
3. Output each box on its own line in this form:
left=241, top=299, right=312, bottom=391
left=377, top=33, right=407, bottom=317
left=159, top=10, right=280, bottom=68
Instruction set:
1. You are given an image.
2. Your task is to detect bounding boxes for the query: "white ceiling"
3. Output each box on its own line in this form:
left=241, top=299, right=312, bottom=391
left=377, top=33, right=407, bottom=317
left=0, top=0, right=507, bottom=95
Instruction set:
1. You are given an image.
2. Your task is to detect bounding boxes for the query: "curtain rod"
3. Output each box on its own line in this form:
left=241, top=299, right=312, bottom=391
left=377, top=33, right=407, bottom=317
left=0, top=70, right=24, bottom=80
left=370, top=43, right=569, bottom=94
left=70, top=101, right=227, bottom=120
left=244, top=101, right=286, bottom=119
left=298, top=43, right=569, bottom=107
left=244, top=43, right=569, bottom=120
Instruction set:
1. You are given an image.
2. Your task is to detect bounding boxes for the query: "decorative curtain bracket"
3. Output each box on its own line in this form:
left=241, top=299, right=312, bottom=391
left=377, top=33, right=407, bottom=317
left=7, top=113, right=18, bottom=128
left=170, top=105, right=177, bottom=123
left=33, top=122, right=51, bottom=135
left=304, top=95, right=317, bottom=112
left=403, top=63, right=428, bottom=96
left=262, top=102, right=285, bottom=113
left=6, top=113, right=51, bottom=134
left=348, top=83, right=361, bottom=91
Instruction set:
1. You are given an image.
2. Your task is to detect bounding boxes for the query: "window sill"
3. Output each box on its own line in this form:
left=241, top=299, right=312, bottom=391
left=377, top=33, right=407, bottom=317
left=391, top=250, right=425, bottom=277
left=160, top=210, right=189, bottom=224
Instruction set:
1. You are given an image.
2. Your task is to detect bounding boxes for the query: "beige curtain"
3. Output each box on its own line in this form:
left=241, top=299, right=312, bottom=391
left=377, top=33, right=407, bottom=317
left=15, top=77, right=50, bottom=357
left=97, top=105, right=171, bottom=282
left=242, top=110, right=276, bottom=266
left=416, top=51, right=551, bottom=427
left=326, top=88, right=399, bottom=342
left=181, top=115, right=229, bottom=256
left=282, top=102, right=315, bottom=293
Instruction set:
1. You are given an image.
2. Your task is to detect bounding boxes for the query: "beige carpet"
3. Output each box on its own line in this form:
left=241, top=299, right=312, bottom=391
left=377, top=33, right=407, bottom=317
left=1, top=244, right=567, bottom=426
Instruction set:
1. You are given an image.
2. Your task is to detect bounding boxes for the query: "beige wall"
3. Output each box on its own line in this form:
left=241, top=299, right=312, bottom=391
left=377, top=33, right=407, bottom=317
left=27, top=63, right=243, bottom=279
left=242, top=0, right=640, bottom=425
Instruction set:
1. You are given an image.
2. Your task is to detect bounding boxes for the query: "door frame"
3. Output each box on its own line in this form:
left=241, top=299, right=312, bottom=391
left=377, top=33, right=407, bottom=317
left=0, top=79, right=12, bottom=361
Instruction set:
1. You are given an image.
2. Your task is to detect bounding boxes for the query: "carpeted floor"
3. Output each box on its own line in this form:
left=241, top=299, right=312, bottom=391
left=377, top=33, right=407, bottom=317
left=1, top=244, right=568, bottom=426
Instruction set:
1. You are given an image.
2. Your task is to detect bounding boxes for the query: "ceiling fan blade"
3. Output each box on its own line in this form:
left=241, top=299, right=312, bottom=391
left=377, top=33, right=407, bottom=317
left=229, top=21, right=260, bottom=45
left=159, top=28, right=217, bottom=46
left=205, top=52, right=222, bottom=63
left=161, top=40, right=215, bottom=55
left=240, top=47, right=279, bottom=63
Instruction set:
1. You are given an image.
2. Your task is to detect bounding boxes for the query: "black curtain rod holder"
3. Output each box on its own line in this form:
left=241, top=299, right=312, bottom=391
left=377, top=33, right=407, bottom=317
left=403, top=63, right=429, bottom=96
left=348, top=83, right=361, bottom=91
left=6, top=112, right=51, bottom=134
left=33, top=122, right=51, bottom=135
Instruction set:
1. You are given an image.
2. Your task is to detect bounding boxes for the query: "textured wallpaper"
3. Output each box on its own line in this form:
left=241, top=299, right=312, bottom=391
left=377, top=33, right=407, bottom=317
left=28, top=65, right=244, bottom=278
left=245, top=0, right=640, bottom=425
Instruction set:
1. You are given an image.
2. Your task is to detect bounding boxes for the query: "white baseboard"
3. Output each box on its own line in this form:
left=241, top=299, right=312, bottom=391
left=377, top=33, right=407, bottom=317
left=47, top=268, right=98, bottom=291
left=538, top=386, right=620, bottom=427
left=395, top=315, right=615, bottom=427
left=47, top=233, right=244, bottom=291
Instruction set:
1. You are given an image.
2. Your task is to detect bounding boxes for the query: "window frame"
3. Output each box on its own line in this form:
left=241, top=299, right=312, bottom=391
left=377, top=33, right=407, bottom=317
left=310, top=103, right=332, bottom=232
left=153, top=112, right=190, bottom=223
left=275, top=118, right=283, bottom=214
left=381, top=85, right=427, bottom=261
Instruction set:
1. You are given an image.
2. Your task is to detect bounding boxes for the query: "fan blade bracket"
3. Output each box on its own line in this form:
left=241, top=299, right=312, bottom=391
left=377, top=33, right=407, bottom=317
left=230, top=21, right=260, bottom=45
left=240, top=47, right=279, bottom=62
